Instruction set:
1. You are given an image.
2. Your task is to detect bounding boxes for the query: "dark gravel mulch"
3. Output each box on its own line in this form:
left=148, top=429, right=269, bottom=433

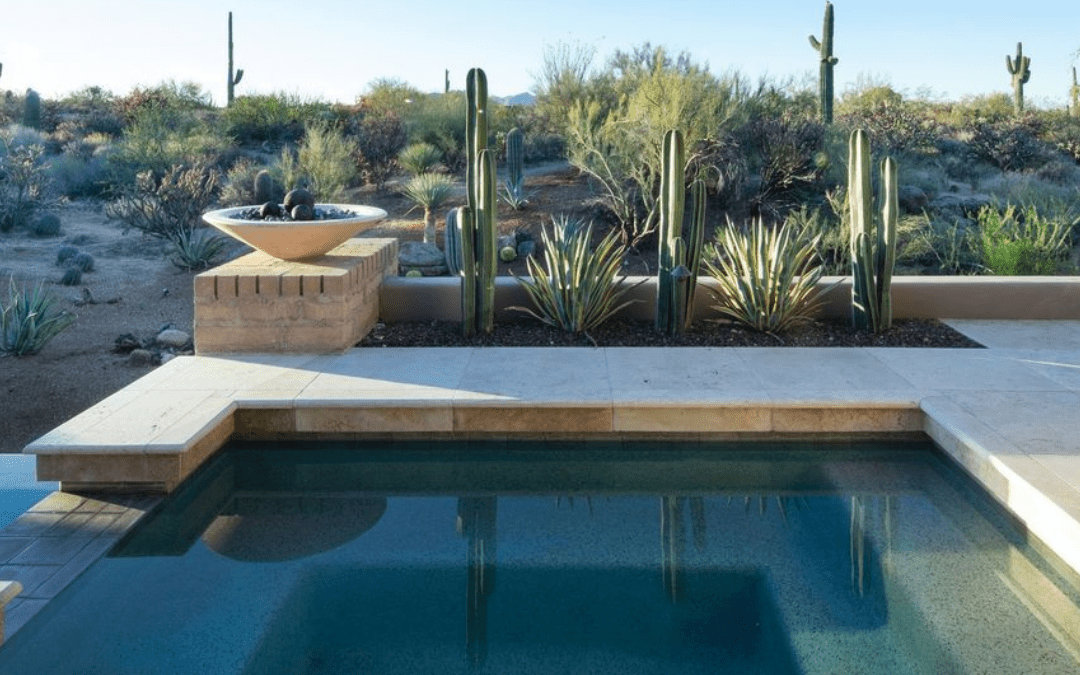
left=359, top=318, right=984, bottom=349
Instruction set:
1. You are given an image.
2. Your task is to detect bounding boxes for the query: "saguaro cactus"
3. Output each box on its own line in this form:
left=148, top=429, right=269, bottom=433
left=458, top=67, right=498, bottom=336
left=656, top=129, right=706, bottom=336
left=1070, top=67, right=1079, bottom=118
left=848, top=129, right=897, bottom=333
left=1006, top=42, right=1031, bottom=114
left=227, top=12, right=244, bottom=106
left=808, top=2, right=838, bottom=124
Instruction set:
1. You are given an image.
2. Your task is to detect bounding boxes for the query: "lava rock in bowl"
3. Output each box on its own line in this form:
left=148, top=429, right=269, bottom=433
left=290, top=203, right=315, bottom=221
left=284, top=188, right=315, bottom=212
left=259, top=202, right=283, bottom=218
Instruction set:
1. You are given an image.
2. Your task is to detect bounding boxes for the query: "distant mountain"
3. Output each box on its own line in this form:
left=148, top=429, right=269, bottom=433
left=492, top=92, right=535, bottom=106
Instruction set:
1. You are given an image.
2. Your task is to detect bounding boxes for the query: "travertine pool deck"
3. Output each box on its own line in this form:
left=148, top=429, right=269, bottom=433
left=6, top=319, right=1080, bottom=641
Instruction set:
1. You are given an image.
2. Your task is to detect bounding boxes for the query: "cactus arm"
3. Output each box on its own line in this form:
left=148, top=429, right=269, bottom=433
left=878, top=156, right=898, bottom=331
left=460, top=206, right=476, bottom=334
left=682, top=178, right=706, bottom=329
left=477, top=148, right=498, bottom=334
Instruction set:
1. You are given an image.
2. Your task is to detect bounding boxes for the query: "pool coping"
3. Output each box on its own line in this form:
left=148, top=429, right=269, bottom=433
left=7, top=318, right=1080, bottom=642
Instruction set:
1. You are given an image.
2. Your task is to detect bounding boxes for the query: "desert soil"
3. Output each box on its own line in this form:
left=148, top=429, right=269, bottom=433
left=0, top=165, right=975, bottom=454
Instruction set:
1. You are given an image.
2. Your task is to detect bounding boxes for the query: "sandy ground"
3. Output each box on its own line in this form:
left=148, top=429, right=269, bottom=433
left=0, top=201, right=197, bottom=453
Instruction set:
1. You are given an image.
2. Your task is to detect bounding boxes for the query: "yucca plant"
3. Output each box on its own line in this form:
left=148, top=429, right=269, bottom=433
left=401, top=172, right=457, bottom=245
left=398, top=142, right=444, bottom=176
left=511, top=216, right=641, bottom=340
left=704, top=219, right=827, bottom=335
left=1, top=277, right=77, bottom=356
left=170, top=226, right=227, bottom=271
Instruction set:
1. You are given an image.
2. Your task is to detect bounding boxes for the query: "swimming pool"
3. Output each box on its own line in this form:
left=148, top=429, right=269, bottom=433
left=1, top=439, right=1078, bottom=674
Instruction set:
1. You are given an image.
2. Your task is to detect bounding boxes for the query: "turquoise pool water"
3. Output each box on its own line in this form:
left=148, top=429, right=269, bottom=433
left=1, top=440, right=1078, bottom=674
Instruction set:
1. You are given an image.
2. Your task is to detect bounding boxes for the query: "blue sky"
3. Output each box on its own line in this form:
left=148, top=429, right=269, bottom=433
left=2, top=1, right=1078, bottom=107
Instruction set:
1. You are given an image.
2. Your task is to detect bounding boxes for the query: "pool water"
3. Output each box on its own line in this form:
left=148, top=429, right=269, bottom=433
left=1, top=440, right=1078, bottom=674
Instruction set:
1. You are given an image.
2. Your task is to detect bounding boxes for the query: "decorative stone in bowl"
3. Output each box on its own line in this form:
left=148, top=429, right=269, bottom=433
left=202, top=204, right=388, bottom=261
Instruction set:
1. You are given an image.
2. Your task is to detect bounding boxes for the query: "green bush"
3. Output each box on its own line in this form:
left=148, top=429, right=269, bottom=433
left=975, top=204, right=1073, bottom=275
left=511, top=216, right=641, bottom=337
left=221, top=93, right=329, bottom=144
left=1, top=277, right=76, bottom=356
left=351, top=110, right=406, bottom=190
left=275, top=121, right=358, bottom=201
left=704, top=219, right=826, bottom=334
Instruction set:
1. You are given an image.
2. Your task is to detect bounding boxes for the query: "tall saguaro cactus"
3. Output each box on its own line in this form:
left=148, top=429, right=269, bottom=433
left=656, top=129, right=706, bottom=336
left=1070, top=67, right=1079, bottom=118
left=848, top=129, right=897, bottom=333
left=808, top=2, right=838, bottom=124
left=458, top=67, right=498, bottom=336
left=227, top=12, right=244, bottom=107
left=1006, top=42, right=1031, bottom=115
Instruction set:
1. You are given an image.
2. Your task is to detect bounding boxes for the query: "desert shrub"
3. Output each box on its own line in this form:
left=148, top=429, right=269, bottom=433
left=974, top=204, right=1073, bottom=275
left=740, top=112, right=827, bottom=219
left=1, top=277, right=76, bottom=356
left=31, top=213, right=62, bottom=237
left=839, top=100, right=940, bottom=155
left=56, top=245, right=79, bottom=265
left=219, top=158, right=275, bottom=206
left=511, top=216, right=640, bottom=337
left=106, top=163, right=220, bottom=246
left=403, top=92, right=469, bottom=170
left=532, top=40, right=604, bottom=134
left=274, top=121, right=358, bottom=201
left=704, top=219, right=826, bottom=334
left=57, top=86, right=124, bottom=138
left=351, top=110, right=407, bottom=190
left=112, top=81, right=212, bottom=124
left=0, top=141, right=61, bottom=232
left=900, top=218, right=981, bottom=275
left=398, top=142, right=443, bottom=176
left=965, top=115, right=1048, bottom=172
left=70, top=252, right=95, bottom=273
left=47, top=149, right=112, bottom=199
left=221, top=93, right=328, bottom=144
left=60, top=267, right=82, bottom=286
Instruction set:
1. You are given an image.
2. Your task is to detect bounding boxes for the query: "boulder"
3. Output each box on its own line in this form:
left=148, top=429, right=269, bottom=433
left=156, top=328, right=191, bottom=349
left=398, top=241, right=449, bottom=276
left=898, top=185, right=928, bottom=214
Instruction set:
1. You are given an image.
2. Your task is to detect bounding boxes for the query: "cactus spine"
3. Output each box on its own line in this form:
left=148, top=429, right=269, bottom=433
left=227, top=12, right=244, bottom=107
left=1006, top=42, right=1031, bottom=115
left=459, top=68, right=497, bottom=336
left=1070, top=67, right=1079, bottom=118
left=808, top=2, right=838, bottom=124
left=848, top=129, right=897, bottom=333
left=656, top=129, right=706, bottom=336
left=505, top=126, right=525, bottom=202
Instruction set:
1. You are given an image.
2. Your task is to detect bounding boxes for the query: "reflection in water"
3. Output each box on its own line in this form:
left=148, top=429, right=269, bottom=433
left=660, top=496, right=686, bottom=603
left=458, top=497, right=498, bottom=667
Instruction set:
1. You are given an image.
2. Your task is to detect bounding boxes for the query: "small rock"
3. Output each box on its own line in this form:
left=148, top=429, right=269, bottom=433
left=517, top=240, right=536, bottom=259
left=156, top=328, right=191, bottom=349
left=128, top=349, right=155, bottom=366
left=160, top=353, right=176, bottom=365
left=291, top=203, right=314, bottom=221
left=284, top=188, right=314, bottom=211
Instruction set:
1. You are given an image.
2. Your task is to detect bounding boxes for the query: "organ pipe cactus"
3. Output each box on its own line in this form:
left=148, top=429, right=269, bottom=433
left=1006, top=42, right=1031, bottom=115
left=656, top=129, right=706, bottom=336
left=459, top=68, right=498, bottom=336
left=503, top=127, right=526, bottom=206
left=848, top=129, right=897, bottom=333
left=808, top=2, right=838, bottom=124
left=227, top=12, right=244, bottom=107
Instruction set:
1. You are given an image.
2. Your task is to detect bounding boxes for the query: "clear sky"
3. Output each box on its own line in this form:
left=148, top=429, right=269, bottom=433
left=2, top=0, right=1077, bottom=107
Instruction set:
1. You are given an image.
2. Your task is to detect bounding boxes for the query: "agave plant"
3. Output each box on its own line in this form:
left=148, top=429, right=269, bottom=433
left=704, top=219, right=827, bottom=335
left=170, top=226, right=227, bottom=271
left=1, top=277, right=77, bottom=356
left=401, top=172, right=457, bottom=245
left=510, top=216, right=641, bottom=340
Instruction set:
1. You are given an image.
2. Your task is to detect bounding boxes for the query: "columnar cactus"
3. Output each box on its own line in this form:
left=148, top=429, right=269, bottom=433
left=459, top=67, right=498, bottom=336
left=1070, top=67, right=1079, bottom=118
left=808, top=2, right=838, bottom=124
left=656, top=129, right=706, bottom=336
left=848, top=129, right=897, bottom=333
left=505, top=126, right=525, bottom=202
left=23, top=89, right=41, bottom=129
left=1006, top=42, right=1031, bottom=115
left=227, top=12, right=244, bottom=107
